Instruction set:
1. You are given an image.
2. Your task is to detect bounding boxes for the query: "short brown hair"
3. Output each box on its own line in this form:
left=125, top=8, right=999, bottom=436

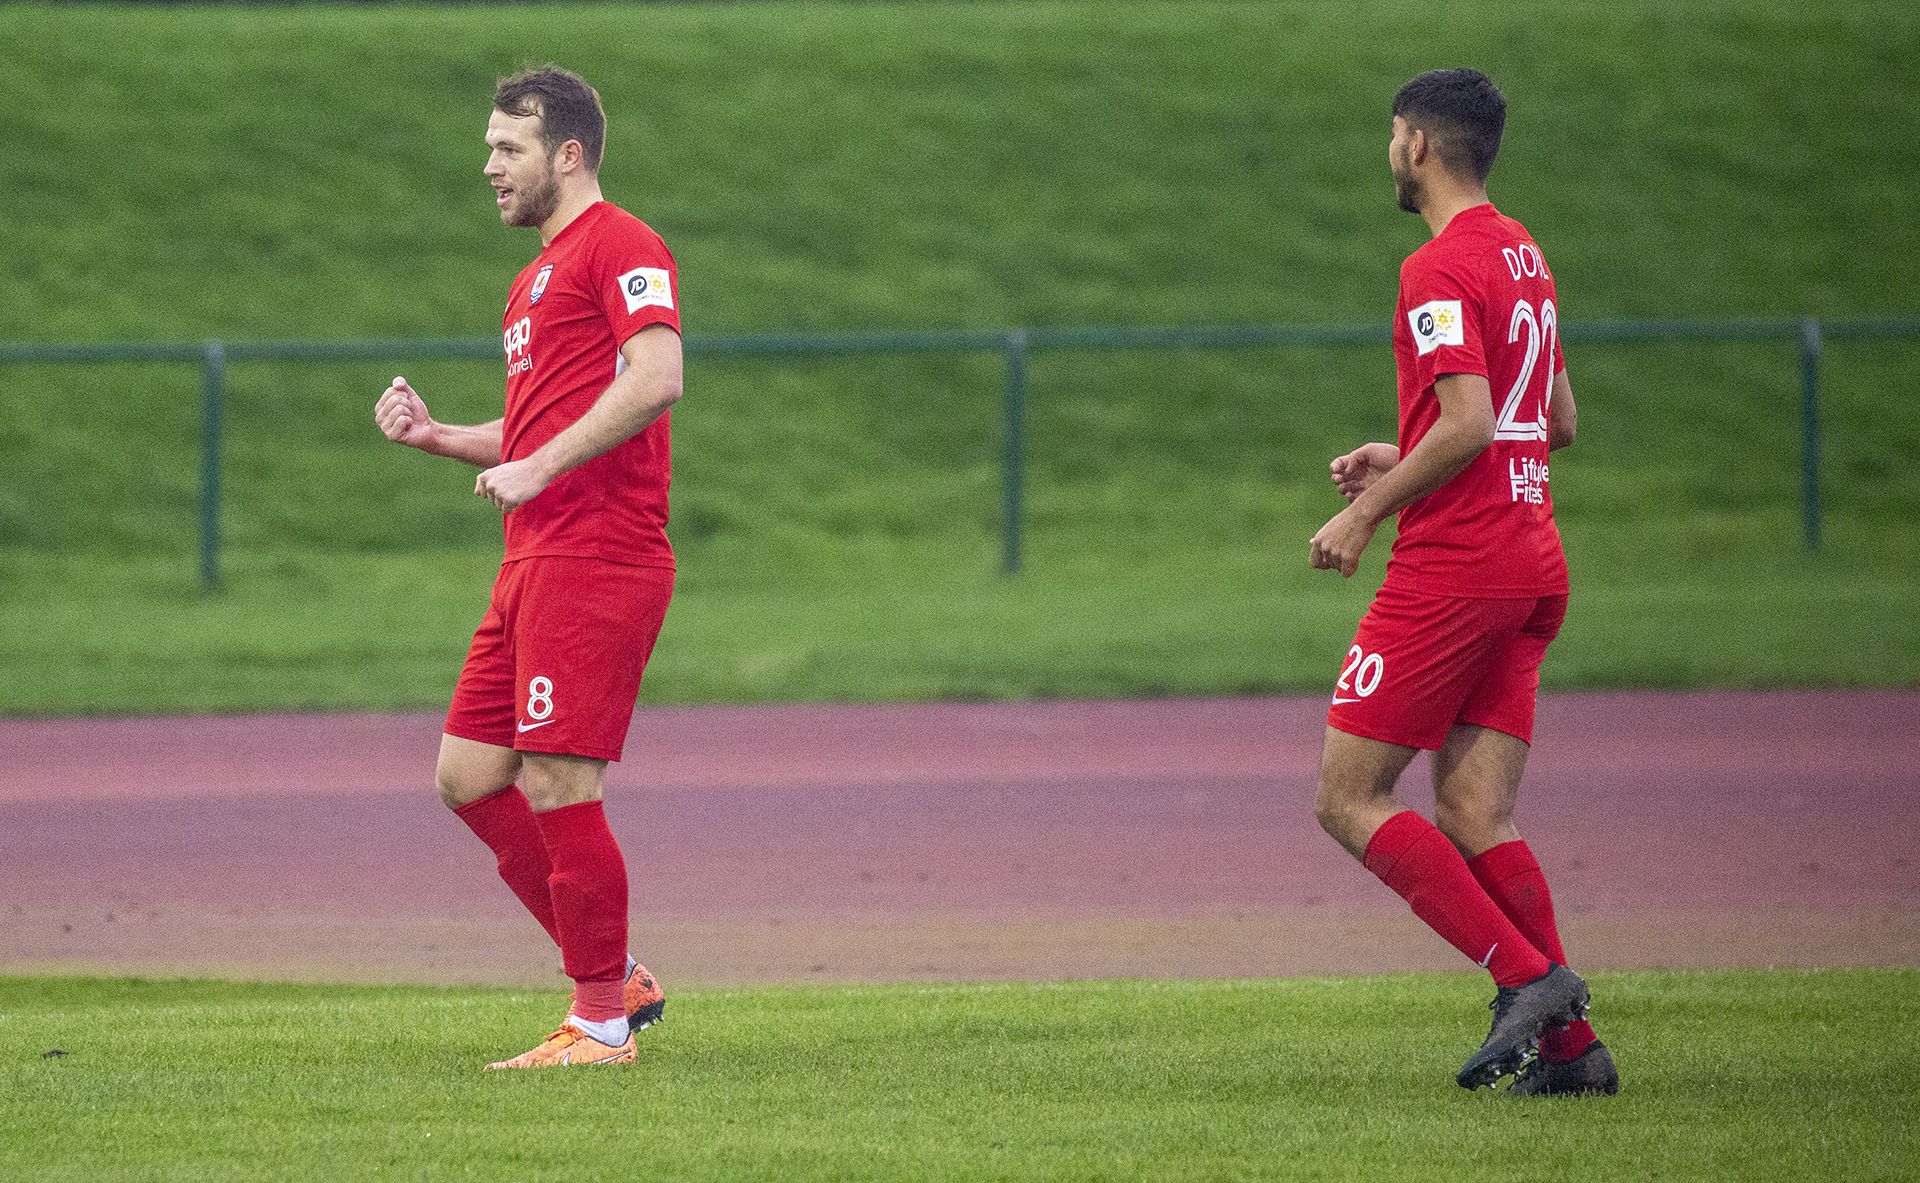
left=494, top=65, right=607, bottom=172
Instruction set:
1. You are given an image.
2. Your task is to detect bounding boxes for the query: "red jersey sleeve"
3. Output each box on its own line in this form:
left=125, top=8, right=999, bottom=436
left=1400, top=251, right=1487, bottom=388
left=590, top=216, right=681, bottom=345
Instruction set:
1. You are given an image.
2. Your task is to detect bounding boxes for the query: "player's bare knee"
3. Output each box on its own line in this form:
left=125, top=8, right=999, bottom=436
left=434, top=752, right=517, bottom=810
left=435, top=770, right=469, bottom=810
left=1313, top=779, right=1350, bottom=837
left=433, top=735, right=521, bottom=810
left=436, top=764, right=494, bottom=810
left=1432, top=800, right=1481, bottom=849
left=1433, top=795, right=1517, bottom=858
left=1313, top=764, right=1382, bottom=839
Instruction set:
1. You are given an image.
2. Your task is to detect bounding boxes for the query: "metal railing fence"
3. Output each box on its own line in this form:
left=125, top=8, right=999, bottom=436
left=4, top=316, right=1916, bottom=590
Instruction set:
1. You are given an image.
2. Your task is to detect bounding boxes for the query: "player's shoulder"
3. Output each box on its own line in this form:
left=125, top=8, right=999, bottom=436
left=1407, top=205, right=1543, bottom=285
left=590, top=202, right=670, bottom=251
left=1457, top=204, right=1552, bottom=260
left=571, top=204, right=670, bottom=281
left=1399, top=224, right=1475, bottom=293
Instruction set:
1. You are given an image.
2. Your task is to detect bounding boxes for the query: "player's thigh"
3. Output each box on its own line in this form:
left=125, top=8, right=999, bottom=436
left=1315, top=725, right=1423, bottom=858
left=1317, top=725, right=1422, bottom=803
left=1326, top=585, right=1529, bottom=751
left=1431, top=724, right=1531, bottom=854
left=1435, top=595, right=1566, bottom=852
left=1455, top=593, right=1567, bottom=746
left=511, top=558, right=674, bottom=763
left=444, top=564, right=524, bottom=753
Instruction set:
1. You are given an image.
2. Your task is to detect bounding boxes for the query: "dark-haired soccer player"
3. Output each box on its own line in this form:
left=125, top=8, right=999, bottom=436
left=1307, top=69, right=1615, bottom=1095
left=375, top=66, right=679, bottom=1069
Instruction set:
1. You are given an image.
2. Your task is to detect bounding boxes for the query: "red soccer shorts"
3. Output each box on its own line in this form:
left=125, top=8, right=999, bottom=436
left=444, top=556, right=674, bottom=762
left=1326, top=583, right=1567, bottom=751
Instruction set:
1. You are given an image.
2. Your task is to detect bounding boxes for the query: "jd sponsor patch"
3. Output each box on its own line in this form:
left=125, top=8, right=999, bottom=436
left=1407, top=299, right=1464, bottom=356
left=617, top=266, right=674, bottom=314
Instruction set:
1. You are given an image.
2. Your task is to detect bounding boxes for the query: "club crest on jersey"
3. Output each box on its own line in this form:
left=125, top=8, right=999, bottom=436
left=529, top=265, right=554, bottom=306
left=617, top=266, right=674, bottom=314
left=1408, top=299, right=1465, bottom=356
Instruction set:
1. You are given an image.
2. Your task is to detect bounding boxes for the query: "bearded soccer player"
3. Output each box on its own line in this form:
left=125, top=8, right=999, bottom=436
left=374, top=66, right=679, bottom=1069
left=1307, top=69, right=1615, bottom=1095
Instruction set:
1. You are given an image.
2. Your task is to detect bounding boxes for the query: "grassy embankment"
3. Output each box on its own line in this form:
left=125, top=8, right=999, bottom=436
left=2, top=1, right=1916, bottom=713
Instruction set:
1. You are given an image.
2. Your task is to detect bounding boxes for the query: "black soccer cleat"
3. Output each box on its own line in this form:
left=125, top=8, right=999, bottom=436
left=1507, top=1039, right=1618, bottom=1097
left=1456, top=963, right=1590, bottom=1090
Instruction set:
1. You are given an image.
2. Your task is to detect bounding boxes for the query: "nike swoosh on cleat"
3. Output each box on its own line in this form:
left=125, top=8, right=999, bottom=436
left=517, top=719, right=556, bottom=733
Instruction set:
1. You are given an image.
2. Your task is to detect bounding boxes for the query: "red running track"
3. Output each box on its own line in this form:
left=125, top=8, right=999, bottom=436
left=1, top=691, right=1915, bottom=987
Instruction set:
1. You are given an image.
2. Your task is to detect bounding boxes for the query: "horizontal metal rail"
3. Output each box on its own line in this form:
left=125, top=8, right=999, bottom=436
left=4, top=316, right=1915, bottom=588
left=6, top=315, right=1914, bottom=367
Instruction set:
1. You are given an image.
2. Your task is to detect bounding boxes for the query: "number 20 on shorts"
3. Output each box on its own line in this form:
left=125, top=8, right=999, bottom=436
left=1339, top=646, right=1385, bottom=698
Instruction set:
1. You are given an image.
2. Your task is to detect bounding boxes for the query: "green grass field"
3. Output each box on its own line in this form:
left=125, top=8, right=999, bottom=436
left=3, top=970, right=1914, bottom=1181
left=3, top=0, right=1918, bottom=713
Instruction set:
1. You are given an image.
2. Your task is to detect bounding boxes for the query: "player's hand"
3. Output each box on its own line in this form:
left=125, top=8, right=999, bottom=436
left=1309, top=504, right=1379, bottom=578
left=1329, top=442, right=1400, bottom=502
left=474, top=457, right=552, bottom=514
left=374, top=377, right=437, bottom=451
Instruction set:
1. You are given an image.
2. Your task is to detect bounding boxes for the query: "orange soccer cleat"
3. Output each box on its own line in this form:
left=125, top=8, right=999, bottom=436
left=485, top=1024, right=636, bottom=1070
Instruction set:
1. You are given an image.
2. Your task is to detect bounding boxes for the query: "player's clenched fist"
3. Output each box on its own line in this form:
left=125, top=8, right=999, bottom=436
left=1309, top=504, right=1380, bottom=579
left=474, top=456, right=552, bottom=514
left=374, top=376, right=437, bottom=451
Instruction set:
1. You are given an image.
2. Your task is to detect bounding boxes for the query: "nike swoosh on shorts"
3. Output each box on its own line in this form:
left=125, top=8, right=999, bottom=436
left=1330, top=697, right=1362, bottom=706
left=517, top=719, right=556, bottom=733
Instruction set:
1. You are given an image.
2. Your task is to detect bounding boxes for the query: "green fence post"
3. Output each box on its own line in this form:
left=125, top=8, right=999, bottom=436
left=1002, top=328, right=1028, bottom=575
left=1799, top=317, right=1822, bottom=551
left=200, top=339, right=226, bottom=592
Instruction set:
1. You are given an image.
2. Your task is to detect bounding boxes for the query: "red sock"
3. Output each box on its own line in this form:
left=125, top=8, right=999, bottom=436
left=1468, top=840, right=1598, bottom=1060
left=452, top=786, right=560, bottom=946
left=532, top=800, right=629, bottom=1023
left=1363, top=811, right=1552, bottom=988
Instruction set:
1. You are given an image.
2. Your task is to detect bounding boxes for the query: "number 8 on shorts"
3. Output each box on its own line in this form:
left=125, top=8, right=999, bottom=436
left=526, top=676, right=554, bottom=721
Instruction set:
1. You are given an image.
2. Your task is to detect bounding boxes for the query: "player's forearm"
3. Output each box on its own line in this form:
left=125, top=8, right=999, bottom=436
left=1547, top=369, right=1576, bottom=451
left=424, top=420, right=505, bottom=467
left=521, top=371, right=681, bottom=485
left=1348, top=414, right=1491, bottom=525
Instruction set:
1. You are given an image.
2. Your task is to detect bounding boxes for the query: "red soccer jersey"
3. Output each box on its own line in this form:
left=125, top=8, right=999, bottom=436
left=498, top=201, right=680, bottom=569
left=1386, top=203, right=1569, bottom=597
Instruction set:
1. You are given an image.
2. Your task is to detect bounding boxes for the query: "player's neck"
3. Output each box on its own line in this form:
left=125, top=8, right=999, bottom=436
left=538, top=182, right=607, bottom=247
left=1418, top=184, right=1490, bottom=238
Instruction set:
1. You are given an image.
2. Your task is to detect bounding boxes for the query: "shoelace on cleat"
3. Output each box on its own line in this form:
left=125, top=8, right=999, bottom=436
left=541, top=1025, right=584, bottom=1049
left=1488, top=985, right=1520, bottom=1019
